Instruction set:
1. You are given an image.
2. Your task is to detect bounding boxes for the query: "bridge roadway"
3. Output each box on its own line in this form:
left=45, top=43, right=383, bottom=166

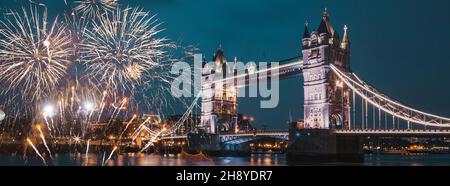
left=159, top=131, right=289, bottom=140
left=157, top=131, right=289, bottom=145
left=157, top=129, right=450, bottom=143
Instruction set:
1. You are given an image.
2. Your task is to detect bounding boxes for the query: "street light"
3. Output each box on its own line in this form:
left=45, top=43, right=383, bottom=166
left=249, top=117, right=255, bottom=122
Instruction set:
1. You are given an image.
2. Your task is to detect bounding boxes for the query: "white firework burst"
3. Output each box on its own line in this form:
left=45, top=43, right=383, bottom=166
left=79, top=6, right=173, bottom=92
left=74, top=0, right=118, bottom=20
left=0, top=5, right=73, bottom=102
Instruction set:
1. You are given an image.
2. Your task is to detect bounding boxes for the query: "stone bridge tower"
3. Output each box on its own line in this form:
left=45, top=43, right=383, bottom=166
left=302, top=9, right=351, bottom=129
left=200, top=48, right=238, bottom=134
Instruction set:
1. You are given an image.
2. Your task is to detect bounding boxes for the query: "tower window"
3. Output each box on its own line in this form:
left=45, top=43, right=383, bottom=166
left=309, top=49, right=319, bottom=58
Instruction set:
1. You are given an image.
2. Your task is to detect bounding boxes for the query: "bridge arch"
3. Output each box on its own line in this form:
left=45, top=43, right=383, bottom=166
left=331, top=114, right=343, bottom=128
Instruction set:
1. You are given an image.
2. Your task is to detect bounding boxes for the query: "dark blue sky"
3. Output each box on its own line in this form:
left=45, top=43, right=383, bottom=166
left=2, top=0, right=450, bottom=130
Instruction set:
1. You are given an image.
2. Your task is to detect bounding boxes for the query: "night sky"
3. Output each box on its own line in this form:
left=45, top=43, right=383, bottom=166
left=1, top=0, right=450, bottom=130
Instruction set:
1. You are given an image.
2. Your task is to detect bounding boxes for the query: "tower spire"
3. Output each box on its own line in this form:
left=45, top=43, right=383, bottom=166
left=323, top=7, right=328, bottom=18
left=303, top=20, right=310, bottom=39
left=318, top=8, right=334, bottom=35
left=213, top=47, right=226, bottom=64
left=341, top=25, right=350, bottom=50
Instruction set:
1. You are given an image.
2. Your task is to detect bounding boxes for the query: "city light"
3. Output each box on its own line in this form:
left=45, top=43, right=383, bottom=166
left=336, top=80, right=343, bottom=88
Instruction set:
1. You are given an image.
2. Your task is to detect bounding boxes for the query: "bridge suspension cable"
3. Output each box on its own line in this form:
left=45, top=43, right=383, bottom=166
left=136, top=93, right=201, bottom=152
left=330, top=64, right=450, bottom=127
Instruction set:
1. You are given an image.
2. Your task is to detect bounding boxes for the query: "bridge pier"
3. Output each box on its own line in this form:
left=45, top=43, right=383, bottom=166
left=186, top=133, right=248, bottom=156
left=185, top=133, right=271, bottom=156
left=287, top=129, right=364, bottom=163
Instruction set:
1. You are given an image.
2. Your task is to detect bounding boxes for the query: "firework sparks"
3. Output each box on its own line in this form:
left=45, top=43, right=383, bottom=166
left=74, top=0, right=118, bottom=20
left=35, top=85, right=105, bottom=137
left=73, top=135, right=81, bottom=143
left=85, top=139, right=90, bottom=166
left=96, top=91, right=107, bottom=123
left=119, top=114, right=136, bottom=140
left=114, top=97, right=127, bottom=118
left=131, top=116, right=153, bottom=141
left=140, top=127, right=166, bottom=152
left=106, top=97, right=128, bottom=130
left=103, top=146, right=117, bottom=166
left=0, top=1, right=190, bottom=166
left=0, top=5, right=73, bottom=102
left=37, top=125, right=53, bottom=159
left=27, top=138, right=48, bottom=166
left=79, top=6, right=173, bottom=92
left=42, top=104, right=56, bottom=136
left=101, top=151, right=106, bottom=165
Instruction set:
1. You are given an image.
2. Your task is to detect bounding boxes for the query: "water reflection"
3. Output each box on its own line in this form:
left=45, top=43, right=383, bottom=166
left=0, top=153, right=286, bottom=166
left=2, top=153, right=450, bottom=166
left=249, top=154, right=281, bottom=166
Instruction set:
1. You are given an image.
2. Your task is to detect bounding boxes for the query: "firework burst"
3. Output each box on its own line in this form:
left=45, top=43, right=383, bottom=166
left=79, top=6, right=173, bottom=92
left=74, top=0, right=118, bottom=20
left=0, top=5, right=73, bottom=102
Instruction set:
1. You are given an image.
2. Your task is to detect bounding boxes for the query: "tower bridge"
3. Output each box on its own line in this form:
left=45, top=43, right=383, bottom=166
left=155, top=9, right=450, bottom=160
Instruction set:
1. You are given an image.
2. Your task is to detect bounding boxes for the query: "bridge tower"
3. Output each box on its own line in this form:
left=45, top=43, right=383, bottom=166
left=302, top=9, right=351, bottom=129
left=287, top=10, right=362, bottom=163
left=200, top=48, right=238, bottom=134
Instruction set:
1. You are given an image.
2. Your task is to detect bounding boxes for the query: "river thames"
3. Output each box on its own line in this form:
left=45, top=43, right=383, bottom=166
left=1, top=153, right=450, bottom=166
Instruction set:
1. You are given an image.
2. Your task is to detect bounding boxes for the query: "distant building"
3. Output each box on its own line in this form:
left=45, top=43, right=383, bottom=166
left=142, top=114, right=162, bottom=126
left=165, top=114, right=200, bottom=135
